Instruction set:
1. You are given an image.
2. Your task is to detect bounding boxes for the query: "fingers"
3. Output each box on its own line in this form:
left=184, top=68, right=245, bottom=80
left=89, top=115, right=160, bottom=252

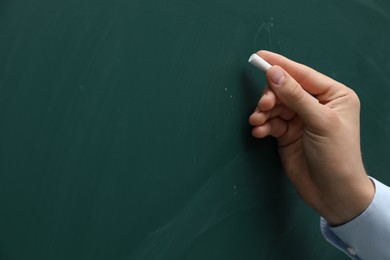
left=265, top=66, right=328, bottom=128
left=249, top=105, right=295, bottom=126
left=250, top=86, right=295, bottom=139
left=251, top=117, right=288, bottom=138
left=258, top=87, right=280, bottom=111
left=257, top=50, right=346, bottom=98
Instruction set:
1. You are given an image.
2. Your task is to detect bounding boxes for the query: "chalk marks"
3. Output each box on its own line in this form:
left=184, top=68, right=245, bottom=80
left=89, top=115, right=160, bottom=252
left=222, top=87, right=235, bottom=112
left=253, top=17, right=275, bottom=52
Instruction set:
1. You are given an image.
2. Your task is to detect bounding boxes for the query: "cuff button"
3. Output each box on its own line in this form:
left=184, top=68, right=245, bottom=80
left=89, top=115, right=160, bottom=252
left=347, top=246, right=357, bottom=256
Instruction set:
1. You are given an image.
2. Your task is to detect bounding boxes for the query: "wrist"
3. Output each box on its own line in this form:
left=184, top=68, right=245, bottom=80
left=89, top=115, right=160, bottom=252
left=317, top=177, right=375, bottom=226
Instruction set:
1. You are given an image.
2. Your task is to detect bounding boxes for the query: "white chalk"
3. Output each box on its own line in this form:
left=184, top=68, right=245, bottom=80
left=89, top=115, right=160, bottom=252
left=248, top=54, right=272, bottom=72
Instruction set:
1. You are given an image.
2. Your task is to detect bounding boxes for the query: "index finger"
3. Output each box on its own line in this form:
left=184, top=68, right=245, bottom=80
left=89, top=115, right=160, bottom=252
left=257, top=50, right=346, bottom=97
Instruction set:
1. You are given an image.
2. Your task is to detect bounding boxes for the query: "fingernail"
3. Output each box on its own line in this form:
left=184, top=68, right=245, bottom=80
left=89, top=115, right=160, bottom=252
left=270, top=67, right=286, bottom=86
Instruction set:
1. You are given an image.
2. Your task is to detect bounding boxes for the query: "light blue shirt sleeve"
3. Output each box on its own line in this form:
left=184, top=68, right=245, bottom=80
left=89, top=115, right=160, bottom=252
left=320, top=177, right=390, bottom=259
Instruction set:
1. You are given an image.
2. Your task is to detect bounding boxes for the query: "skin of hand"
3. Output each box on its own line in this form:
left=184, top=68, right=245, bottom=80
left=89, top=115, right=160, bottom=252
left=249, top=50, right=375, bottom=226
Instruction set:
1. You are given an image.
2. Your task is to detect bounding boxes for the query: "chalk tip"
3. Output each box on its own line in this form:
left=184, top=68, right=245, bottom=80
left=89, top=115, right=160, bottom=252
left=248, top=53, right=272, bottom=72
left=248, top=53, right=257, bottom=63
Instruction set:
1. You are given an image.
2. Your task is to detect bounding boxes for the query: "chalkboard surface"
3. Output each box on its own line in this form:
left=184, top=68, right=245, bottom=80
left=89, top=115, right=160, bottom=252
left=1, top=0, right=390, bottom=259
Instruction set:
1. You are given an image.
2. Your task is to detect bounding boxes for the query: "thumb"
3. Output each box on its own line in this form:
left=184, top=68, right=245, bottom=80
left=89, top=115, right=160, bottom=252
left=266, top=66, right=324, bottom=127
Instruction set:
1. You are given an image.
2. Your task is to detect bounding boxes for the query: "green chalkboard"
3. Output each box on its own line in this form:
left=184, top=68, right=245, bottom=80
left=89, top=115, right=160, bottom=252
left=1, top=0, right=390, bottom=259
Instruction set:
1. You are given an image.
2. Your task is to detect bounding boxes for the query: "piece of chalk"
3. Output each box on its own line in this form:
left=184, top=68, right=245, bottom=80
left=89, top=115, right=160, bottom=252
left=248, top=53, right=272, bottom=72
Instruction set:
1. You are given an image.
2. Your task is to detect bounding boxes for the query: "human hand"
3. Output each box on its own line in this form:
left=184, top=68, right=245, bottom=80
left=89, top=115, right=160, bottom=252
left=249, top=51, right=375, bottom=225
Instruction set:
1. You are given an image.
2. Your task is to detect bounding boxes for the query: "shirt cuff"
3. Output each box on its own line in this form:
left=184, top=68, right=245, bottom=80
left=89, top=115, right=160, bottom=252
left=320, top=177, right=390, bottom=260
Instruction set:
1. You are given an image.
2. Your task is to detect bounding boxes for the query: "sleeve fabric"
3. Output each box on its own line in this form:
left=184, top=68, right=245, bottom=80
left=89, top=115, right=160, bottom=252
left=320, top=177, right=390, bottom=260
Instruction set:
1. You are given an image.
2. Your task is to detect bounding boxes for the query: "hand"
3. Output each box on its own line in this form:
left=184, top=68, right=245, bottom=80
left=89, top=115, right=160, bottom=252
left=249, top=51, right=375, bottom=225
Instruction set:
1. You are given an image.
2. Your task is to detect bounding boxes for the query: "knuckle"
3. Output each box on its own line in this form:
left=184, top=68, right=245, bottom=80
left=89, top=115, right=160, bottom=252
left=252, top=127, right=266, bottom=138
left=339, top=84, right=361, bottom=108
left=257, top=99, right=263, bottom=109
left=346, top=88, right=361, bottom=108
left=288, top=81, right=306, bottom=103
left=249, top=113, right=266, bottom=126
left=248, top=115, right=256, bottom=126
